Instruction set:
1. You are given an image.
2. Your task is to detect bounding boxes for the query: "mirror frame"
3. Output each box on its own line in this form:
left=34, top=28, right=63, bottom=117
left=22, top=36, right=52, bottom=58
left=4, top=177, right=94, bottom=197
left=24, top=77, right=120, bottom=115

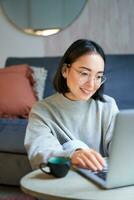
left=1, top=0, right=87, bottom=37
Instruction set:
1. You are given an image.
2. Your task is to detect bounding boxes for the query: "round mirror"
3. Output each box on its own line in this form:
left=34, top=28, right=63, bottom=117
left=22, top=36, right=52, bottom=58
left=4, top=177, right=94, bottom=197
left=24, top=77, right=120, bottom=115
left=1, top=0, right=87, bottom=36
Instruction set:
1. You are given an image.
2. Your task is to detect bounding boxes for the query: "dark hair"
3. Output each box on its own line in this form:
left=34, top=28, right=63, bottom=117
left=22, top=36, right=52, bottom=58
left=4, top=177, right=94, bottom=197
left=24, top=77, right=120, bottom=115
left=53, top=39, right=106, bottom=102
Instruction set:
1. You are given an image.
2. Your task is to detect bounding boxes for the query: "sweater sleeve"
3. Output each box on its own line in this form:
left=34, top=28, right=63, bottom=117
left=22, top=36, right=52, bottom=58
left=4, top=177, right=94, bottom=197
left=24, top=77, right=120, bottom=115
left=63, top=140, right=89, bottom=152
left=24, top=105, right=73, bottom=169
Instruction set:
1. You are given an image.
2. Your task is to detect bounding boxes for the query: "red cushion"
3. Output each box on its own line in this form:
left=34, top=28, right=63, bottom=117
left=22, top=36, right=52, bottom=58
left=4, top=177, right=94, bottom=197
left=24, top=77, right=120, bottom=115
left=0, top=64, right=35, bottom=85
left=0, top=66, right=37, bottom=118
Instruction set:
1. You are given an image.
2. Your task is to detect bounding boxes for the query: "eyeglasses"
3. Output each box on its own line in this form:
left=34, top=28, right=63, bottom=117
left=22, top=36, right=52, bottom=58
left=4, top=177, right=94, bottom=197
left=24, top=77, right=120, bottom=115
left=71, top=67, right=107, bottom=85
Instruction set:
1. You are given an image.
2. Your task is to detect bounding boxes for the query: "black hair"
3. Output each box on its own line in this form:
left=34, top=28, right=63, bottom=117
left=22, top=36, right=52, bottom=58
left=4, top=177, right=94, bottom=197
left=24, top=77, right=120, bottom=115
left=53, top=39, right=106, bottom=102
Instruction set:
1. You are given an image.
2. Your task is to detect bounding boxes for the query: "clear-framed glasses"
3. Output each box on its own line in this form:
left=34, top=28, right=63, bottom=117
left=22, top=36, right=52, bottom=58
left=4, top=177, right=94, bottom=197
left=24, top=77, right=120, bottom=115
left=71, top=67, right=107, bottom=85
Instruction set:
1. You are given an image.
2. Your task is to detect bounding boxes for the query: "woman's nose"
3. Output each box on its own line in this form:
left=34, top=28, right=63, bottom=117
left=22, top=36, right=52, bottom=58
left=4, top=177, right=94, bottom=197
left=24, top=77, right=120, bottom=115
left=85, top=77, right=96, bottom=87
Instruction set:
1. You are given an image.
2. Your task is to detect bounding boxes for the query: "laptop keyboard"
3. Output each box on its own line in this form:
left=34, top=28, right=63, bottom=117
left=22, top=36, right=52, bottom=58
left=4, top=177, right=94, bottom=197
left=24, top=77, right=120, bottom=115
left=94, top=170, right=107, bottom=180
left=76, top=167, right=108, bottom=181
left=76, top=157, right=109, bottom=181
left=94, top=161, right=108, bottom=180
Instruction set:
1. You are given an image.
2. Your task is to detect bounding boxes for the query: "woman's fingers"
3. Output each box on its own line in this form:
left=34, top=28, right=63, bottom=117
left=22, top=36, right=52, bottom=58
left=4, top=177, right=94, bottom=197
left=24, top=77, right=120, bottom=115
left=92, top=150, right=105, bottom=166
left=84, top=150, right=104, bottom=170
left=71, top=152, right=87, bottom=168
left=71, top=149, right=105, bottom=171
left=79, top=153, right=99, bottom=170
left=75, top=156, right=87, bottom=168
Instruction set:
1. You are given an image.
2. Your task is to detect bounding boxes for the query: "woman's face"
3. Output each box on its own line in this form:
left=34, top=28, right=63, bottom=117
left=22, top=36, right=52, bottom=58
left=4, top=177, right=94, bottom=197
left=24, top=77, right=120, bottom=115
left=63, top=53, right=105, bottom=101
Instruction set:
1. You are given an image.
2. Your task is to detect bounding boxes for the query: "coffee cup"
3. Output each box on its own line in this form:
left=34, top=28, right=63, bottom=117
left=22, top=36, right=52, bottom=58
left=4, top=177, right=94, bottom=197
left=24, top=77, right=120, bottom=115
left=39, top=157, right=71, bottom=178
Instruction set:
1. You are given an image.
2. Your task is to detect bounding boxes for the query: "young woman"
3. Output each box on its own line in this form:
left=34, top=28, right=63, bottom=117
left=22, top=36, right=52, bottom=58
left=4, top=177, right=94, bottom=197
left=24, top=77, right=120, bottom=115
left=25, top=39, right=118, bottom=171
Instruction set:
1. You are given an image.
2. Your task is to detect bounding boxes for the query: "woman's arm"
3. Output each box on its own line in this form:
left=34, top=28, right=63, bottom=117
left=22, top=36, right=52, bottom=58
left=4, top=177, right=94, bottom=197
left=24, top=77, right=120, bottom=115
left=25, top=108, right=90, bottom=169
left=24, top=110, right=72, bottom=169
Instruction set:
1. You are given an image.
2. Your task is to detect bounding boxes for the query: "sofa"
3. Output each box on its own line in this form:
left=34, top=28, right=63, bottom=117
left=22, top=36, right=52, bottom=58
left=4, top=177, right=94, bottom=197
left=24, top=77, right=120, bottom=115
left=0, top=55, right=134, bottom=186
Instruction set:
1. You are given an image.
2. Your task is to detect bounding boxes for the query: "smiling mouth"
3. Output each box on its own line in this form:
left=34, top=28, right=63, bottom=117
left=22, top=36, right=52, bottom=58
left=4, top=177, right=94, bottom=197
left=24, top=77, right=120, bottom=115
left=80, top=88, right=93, bottom=95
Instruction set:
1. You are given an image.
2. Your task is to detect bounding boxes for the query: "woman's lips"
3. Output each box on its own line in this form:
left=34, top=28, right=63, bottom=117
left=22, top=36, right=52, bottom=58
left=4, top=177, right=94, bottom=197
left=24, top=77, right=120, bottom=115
left=80, top=88, right=93, bottom=95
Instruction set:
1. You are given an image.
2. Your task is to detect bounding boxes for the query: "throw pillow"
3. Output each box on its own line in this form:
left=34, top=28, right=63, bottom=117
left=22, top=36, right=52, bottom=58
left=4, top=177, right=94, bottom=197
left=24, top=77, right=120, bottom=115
left=0, top=71, right=37, bottom=118
left=30, top=66, right=47, bottom=100
left=0, top=64, right=35, bottom=86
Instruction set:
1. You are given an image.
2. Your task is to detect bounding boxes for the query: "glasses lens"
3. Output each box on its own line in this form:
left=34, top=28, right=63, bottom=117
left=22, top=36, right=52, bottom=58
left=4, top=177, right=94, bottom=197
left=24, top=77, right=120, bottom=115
left=101, top=75, right=106, bottom=84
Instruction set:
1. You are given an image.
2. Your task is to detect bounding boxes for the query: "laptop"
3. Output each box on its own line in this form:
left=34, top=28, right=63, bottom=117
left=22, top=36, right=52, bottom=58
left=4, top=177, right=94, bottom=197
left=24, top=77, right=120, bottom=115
left=75, top=109, right=134, bottom=189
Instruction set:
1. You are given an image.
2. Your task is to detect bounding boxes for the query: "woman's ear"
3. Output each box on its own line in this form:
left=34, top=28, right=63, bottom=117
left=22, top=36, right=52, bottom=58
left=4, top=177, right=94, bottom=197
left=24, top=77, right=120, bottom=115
left=62, top=64, right=68, bottom=78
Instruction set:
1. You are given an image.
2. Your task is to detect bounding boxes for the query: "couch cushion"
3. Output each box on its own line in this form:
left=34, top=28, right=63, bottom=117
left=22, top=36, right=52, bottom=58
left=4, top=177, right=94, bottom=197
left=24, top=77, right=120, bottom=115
left=0, top=67, right=37, bottom=118
left=5, top=57, right=61, bottom=98
left=0, top=118, right=27, bottom=153
left=30, top=66, right=48, bottom=100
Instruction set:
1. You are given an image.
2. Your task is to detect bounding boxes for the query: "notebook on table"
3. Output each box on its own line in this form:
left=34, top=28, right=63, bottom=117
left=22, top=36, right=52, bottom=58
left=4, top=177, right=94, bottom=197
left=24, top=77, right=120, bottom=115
left=76, top=109, right=134, bottom=189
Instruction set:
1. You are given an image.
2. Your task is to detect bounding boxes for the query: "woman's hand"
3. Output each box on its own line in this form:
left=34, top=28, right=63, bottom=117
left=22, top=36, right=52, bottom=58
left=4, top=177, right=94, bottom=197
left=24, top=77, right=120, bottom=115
left=71, top=149, right=105, bottom=171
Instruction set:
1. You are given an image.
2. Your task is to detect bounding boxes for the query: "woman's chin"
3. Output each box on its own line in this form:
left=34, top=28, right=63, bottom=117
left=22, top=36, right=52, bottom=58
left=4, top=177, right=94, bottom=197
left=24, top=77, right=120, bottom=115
left=79, top=90, right=94, bottom=100
left=80, top=96, right=92, bottom=101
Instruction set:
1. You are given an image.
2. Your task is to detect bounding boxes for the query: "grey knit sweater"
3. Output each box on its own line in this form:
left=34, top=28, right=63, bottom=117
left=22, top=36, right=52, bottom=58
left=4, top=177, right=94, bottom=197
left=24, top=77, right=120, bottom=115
left=25, top=93, right=118, bottom=169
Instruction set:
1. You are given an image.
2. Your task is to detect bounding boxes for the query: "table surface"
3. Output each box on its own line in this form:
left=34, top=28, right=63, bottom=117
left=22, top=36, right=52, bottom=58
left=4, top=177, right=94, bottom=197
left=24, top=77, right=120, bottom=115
left=20, top=169, right=134, bottom=200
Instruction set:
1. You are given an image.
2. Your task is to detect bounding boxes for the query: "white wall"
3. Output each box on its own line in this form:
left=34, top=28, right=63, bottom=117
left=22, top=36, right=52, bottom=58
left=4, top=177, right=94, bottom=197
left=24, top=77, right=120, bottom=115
left=0, top=0, right=134, bottom=66
left=43, top=0, right=134, bottom=56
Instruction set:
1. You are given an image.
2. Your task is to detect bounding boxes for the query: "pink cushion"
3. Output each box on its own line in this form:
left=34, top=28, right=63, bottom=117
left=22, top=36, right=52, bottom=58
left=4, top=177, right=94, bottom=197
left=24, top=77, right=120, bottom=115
left=0, top=64, right=35, bottom=85
left=0, top=65, right=37, bottom=118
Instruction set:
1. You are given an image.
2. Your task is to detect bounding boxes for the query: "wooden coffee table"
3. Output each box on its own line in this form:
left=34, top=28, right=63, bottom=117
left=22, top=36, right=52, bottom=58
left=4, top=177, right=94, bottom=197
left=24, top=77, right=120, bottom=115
left=20, top=169, right=134, bottom=200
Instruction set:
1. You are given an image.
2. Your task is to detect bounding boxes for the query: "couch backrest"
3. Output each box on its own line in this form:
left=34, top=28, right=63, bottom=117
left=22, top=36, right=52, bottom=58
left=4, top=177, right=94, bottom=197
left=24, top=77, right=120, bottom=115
left=104, top=55, right=134, bottom=109
left=5, top=55, right=134, bottom=110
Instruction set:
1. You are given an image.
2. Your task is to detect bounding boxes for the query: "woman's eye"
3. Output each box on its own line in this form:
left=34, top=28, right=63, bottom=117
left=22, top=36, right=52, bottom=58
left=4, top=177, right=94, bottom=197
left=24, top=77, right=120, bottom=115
left=97, top=75, right=103, bottom=80
left=80, top=71, right=89, bottom=76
